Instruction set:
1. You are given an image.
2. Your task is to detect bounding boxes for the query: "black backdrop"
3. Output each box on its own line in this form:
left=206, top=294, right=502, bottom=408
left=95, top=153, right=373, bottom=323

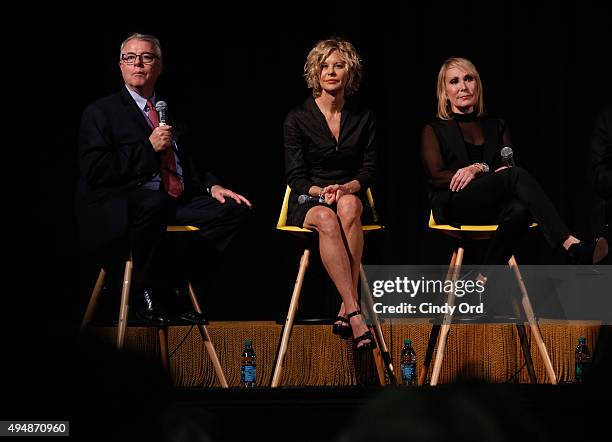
left=18, top=3, right=612, bottom=340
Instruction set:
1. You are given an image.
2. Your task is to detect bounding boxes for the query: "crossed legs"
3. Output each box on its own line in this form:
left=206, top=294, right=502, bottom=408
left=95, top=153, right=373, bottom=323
left=303, top=195, right=371, bottom=348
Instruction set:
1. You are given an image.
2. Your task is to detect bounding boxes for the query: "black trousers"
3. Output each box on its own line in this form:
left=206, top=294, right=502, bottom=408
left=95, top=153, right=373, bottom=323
left=445, top=167, right=570, bottom=265
left=126, top=188, right=251, bottom=292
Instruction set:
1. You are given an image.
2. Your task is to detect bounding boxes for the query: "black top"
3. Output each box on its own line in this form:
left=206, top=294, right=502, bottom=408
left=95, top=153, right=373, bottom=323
left=465, top=142, right=485, bottom=163
left=420, top=114, right=512, bottom=222
left=284, top=95, right=377, bottom=195
left=421, top=114, right=512, bottom=189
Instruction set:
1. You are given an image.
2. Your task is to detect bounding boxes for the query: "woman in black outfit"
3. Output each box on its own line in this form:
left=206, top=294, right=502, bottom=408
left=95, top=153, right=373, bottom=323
left=421, top=57, right=608, bottom=267
left=284, top=37, right=377, bottom=352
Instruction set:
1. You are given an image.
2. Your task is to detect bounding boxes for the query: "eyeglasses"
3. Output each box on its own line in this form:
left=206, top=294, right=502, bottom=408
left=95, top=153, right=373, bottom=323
left=121, top=52, right=159, bottom=65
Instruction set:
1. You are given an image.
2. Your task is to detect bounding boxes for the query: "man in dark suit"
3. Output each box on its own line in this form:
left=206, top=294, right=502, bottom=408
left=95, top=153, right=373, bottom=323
left=76, top=33, right=251, bottom=326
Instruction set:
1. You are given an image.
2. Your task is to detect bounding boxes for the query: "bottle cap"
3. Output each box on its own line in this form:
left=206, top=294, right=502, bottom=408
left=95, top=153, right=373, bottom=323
left=578, top=336, right=586, bottom=344
left=245, top=339, right=253, bottom=346
left=404, top=339, right=412, bottom=345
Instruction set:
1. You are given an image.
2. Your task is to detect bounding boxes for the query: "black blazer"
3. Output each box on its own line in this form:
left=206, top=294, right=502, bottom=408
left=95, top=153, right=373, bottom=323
left=427, top=117, right=507, bottom=223
left=75, top=87, right=220, bottom=248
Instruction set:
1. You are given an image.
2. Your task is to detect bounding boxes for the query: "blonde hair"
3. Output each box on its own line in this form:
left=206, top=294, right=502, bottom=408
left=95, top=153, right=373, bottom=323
left=304, top=37, right=363, bottom=98
left=436, top=57, right=485, bottom=120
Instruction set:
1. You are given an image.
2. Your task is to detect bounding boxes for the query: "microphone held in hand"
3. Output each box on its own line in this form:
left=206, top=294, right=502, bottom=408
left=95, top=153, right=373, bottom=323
left=298, top=194, right=324, bottom=204
left=501, top=146, right=515, bottom=167
left=155, top=101, right=168, bottom=125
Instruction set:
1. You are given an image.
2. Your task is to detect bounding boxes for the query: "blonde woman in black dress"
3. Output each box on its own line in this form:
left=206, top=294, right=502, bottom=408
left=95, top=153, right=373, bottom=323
left=284, top=37, right=377, bottom=352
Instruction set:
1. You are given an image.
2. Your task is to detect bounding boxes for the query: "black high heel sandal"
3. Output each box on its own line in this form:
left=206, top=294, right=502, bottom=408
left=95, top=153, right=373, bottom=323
left=347, top=310, right=377, bottom=353
left=332, top=316, right=352, bottom=339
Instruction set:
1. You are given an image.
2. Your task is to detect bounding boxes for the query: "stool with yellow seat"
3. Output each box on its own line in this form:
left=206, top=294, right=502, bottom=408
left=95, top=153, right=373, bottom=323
left=79, top=225, right=229, bottom=388
left=270, top=186, right=397, bottom=387
left=421, top=211, right=557, bottom=386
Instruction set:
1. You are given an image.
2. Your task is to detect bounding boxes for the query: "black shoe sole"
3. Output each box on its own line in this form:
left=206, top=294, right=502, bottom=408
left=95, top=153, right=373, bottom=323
left=332, top=324, right=352, bottom=340
left=135, top=311, right=169, bottom=327
left=175, top=312, right=207, bottom=325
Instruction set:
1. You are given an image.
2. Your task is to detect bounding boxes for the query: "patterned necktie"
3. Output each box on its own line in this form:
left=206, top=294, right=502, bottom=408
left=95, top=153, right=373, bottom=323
left=146, top=100, right=183, bottom=198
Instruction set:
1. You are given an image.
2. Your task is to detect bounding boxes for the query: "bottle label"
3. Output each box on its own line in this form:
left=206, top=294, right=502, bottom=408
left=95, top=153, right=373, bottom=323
left=242, top=365, right=256, bottom=383
left=402, top=364, right=416, bottom=382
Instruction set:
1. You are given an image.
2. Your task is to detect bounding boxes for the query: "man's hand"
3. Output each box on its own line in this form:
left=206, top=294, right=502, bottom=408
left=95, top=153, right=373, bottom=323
left=149, top=125, right=173, bottom=152
left=211, top=185, right=252, bottom=206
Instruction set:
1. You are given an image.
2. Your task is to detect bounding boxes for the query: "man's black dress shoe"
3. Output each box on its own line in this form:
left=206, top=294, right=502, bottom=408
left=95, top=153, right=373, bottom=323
left=135, top=290, right=170, bottom=327
left=170, top=287, right=207, bottom=325
left=175, top=310, right=207, bottom=325
left=567, top=237, right=609, bottom=264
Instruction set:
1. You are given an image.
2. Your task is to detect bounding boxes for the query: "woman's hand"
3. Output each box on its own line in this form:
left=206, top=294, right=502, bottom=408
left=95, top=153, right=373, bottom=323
left=321, top=181, right=360, bottom=204
left=449, top=165, right=479, bottom=192
left=321, top=184, right=341, bottom=204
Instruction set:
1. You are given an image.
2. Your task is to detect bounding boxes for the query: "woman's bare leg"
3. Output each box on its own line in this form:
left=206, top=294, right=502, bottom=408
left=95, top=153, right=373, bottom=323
left=304, top=206, right=370, bottom=346
left=334, top=195, right=364, bottom=324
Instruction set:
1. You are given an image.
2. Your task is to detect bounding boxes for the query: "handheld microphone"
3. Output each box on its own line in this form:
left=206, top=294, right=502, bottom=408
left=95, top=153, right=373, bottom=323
left=298, top=194, right=324, bottom=204
left=501, top=146, right=515, bottom=167
left=155, top=101, right=168, bottom=126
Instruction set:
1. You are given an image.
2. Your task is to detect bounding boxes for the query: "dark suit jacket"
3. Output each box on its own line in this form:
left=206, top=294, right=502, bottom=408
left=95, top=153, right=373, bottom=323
left=75, top=87, right=220, bottom=248
left=427, top=117, right=508, bottom=223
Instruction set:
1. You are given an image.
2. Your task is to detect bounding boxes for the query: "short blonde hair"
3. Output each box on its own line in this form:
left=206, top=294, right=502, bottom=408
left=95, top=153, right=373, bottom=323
left=436, top=57, right=485, bottom=120
left=304, top=37, right=363, bottom=98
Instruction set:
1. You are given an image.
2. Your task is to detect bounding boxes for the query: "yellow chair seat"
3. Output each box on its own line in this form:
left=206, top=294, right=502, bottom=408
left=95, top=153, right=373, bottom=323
left=428, top=212, right=537, bottom=239
left=166, top=225, right=200, bottom=232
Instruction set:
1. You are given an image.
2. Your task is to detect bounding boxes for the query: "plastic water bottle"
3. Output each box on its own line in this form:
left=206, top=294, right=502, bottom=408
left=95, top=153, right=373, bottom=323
left=240, top=339, right=256, bottom=387
left=574, top=336, right=591, bottom=383
left=400, top=339, right=417, bottom=386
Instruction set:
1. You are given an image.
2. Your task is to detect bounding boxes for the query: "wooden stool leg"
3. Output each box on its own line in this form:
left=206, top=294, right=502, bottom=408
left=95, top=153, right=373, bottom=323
left=80, top=268, right=107, bottom=335
left=359, top=265, right=397, bottom=385
left=419, top=249, right=458, bottom=385
left=430, top=246, right=464, bottom=386
left=158, top=327, right=169, bottom=372
left=508, top=256, right=557, bottom=384
left=271, top=249, right=310, bottom=387
left=117, top=258, right=133, bottom=350
left=188, top=282, right=229, bottom=388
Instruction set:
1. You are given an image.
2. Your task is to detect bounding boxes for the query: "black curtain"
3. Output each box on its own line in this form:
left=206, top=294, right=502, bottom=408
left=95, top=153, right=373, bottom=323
left=18, top=2, right=612, bottom=331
